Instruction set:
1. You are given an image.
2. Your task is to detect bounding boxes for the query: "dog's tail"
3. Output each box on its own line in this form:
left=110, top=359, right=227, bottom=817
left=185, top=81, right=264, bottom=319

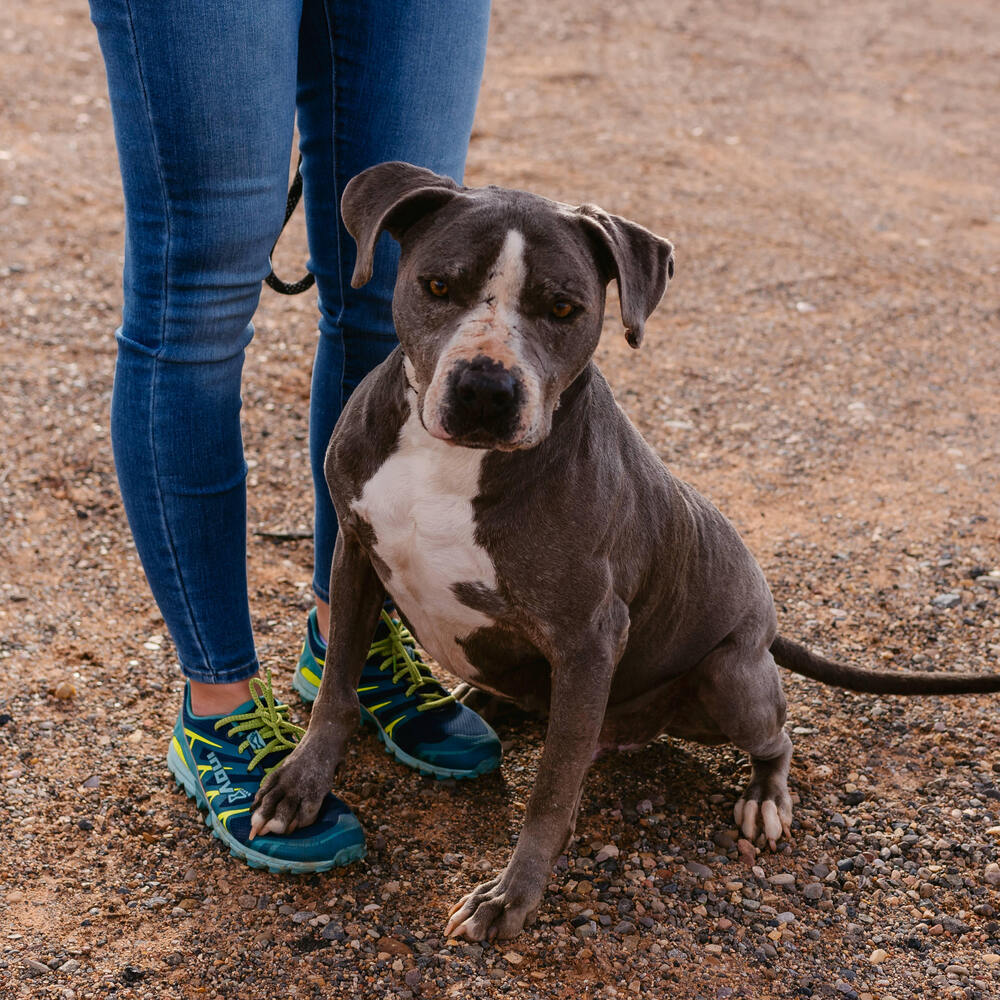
left=771, top=635, right=1000, bottom=695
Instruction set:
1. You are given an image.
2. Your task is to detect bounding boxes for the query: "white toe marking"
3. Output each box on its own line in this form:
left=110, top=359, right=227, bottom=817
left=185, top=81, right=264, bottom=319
left=761, top=800, right=782, bottom=843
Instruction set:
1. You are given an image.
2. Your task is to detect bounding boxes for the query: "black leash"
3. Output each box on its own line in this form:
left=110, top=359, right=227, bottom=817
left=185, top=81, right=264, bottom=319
left=264, top=155, right=315, bottom=295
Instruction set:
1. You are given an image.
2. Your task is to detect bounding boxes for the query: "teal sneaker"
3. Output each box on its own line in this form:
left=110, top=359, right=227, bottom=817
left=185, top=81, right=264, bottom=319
left=293, top=608, right=501, bottom=780
left=166, top=672, right=366, bottom=874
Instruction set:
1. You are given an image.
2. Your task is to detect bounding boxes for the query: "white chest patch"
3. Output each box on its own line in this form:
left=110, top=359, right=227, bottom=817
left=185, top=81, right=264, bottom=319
left=350, top=390, right=497, bottom=675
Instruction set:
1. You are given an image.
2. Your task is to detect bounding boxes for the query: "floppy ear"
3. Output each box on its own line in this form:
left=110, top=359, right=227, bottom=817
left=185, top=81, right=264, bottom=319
left=575, top=204, right=674, bottom=348
left=341, top=161, right=465, bottom=288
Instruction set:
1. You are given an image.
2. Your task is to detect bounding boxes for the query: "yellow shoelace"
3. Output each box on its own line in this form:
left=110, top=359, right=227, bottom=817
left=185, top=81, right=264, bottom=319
left=369, top=612, right=455, bottom=713
left=215, top=670, right=305, bottom=772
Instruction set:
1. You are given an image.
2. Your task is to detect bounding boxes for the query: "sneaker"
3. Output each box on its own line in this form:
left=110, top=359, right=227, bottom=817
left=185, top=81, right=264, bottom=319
left=166, top=671, right=366, bottom=874
left=293, top=608, right=501, bottom=780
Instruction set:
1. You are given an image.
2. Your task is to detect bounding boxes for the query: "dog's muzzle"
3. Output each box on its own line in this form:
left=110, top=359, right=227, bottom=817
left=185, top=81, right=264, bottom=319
left=442, top=357, right=523, bottom=445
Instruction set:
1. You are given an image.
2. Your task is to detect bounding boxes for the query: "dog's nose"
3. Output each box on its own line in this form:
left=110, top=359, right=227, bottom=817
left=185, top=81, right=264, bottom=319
left=454, top=365, right=517, bottom=423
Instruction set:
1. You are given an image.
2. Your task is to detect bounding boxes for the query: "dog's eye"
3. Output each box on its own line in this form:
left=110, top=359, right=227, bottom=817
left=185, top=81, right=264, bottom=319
left=551, top=301, right=574, bottom=319
left=427, top=279, right=449, bottom=298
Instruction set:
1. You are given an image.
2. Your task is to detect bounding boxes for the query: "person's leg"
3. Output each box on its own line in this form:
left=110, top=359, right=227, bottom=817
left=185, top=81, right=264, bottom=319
left=296, top=0, right=492, bottom=619
left=90, top=0, right=299, bottom=711
left=90, top=0, right=368, bottom=873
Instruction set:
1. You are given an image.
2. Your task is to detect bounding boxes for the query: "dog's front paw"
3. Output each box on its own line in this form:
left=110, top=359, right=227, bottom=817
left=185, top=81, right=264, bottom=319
left=443, top=865, right=545, bottom=942
left=734, top=779, right=792, bottom=851
left=250, top=742, right=339, bottom=839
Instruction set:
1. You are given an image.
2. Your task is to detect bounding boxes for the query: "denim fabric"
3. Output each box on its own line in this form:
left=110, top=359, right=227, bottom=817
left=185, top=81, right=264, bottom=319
left=90, top=0, right=490, bottom=682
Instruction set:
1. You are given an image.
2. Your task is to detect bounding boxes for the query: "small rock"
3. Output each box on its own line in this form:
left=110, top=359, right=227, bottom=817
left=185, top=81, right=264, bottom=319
left=768, top=873, right=796, bottom=887
left=931, top=593, right=961, bottom=609
left=404, top=969, right=422, bottom=987
left=869, top=949, right=888, bottom=965
left=24, top=959, right=50, bottom=975
left=803, top=884, right=824, bottom=900
left=636, top=799, right=653, bottom=815
left=594, top=843, right=620, bottom=864
left=291, top=910, right=316, bottom=923
left=713, top=830, right=738, bottom=850
left=82, top=776, right=100, bottom=789
left=704, top=943, right=723, bottom=956
left=53, top=681, right=76, bottom=700
left=685, top=861, right=712, bottom=879
left=502, top=951, right=523, bottom=965
left=59, top=960, right=80, bottom=973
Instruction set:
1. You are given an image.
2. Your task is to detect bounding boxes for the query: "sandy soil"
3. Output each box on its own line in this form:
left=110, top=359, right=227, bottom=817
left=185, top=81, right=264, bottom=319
left=2, top=1, right=999, bottom=998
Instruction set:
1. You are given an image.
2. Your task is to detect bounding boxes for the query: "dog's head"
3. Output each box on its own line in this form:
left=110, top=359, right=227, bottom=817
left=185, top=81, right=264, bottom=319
left=342, top=161, right=674, bottom=450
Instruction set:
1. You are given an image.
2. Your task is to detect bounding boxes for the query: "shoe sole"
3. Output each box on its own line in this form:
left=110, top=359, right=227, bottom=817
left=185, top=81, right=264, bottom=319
left=292, top=663, right=500, bottom=782
left=166, top=740, right=366, bottom=874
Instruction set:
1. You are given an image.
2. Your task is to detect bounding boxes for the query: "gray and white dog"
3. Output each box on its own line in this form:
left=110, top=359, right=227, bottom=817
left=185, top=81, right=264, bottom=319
left=251, top=162, right=1000, bottom=942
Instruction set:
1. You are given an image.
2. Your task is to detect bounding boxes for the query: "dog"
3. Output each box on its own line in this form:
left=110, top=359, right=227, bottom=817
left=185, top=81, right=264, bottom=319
left=250, top=161, right=1000, bottom=942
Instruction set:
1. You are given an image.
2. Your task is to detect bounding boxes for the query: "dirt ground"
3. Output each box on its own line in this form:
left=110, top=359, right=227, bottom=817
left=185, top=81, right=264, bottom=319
left=2, top=1, right=999, bottom=998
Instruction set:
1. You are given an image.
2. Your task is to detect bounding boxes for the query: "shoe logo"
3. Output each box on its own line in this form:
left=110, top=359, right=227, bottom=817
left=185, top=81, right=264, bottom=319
left=246, top=730, right=267, bottom=753
left=206, top=751, right=251, bottom=803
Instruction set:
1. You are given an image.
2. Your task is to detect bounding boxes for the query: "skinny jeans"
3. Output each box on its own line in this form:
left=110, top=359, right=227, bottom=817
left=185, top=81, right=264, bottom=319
left=89, top=0, right=490, bottom=682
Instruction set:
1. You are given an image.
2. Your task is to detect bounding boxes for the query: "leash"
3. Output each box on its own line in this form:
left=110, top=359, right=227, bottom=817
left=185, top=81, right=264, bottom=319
left=264, top=155, right=315, bottom=295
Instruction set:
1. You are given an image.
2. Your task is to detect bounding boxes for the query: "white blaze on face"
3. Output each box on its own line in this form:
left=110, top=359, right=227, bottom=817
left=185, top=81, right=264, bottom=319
left=422, top=229, right=544, bottom=443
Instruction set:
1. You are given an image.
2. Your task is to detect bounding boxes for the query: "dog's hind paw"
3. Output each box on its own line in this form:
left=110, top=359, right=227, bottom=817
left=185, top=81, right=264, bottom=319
left=443, top=866, right=543, bottom=942
left=734, top=786, right=792, bottom=851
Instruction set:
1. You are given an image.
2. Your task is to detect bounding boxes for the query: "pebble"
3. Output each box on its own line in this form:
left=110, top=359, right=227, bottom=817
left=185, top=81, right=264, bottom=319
left=768, top=872, right=796, bottom=887
left=803, top=883, right=824, bottom=900
left=931, top=593, right=961, bottom=608
left=53, top=681, right=76, bottom=700
left=869, top=949, right=888, bottom=965
left=685, top=861, right=712, bottom=879
left=594, top=843, right=620, bottom=864
left=737, top=839, right=756, bottom=866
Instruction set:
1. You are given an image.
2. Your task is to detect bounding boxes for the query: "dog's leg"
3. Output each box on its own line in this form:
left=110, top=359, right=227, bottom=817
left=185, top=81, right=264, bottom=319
left=250, top=533, right=385, bottom=837
left=444, top=598, right=628, bottom=942
left=696, top=638, right=793, bottom=851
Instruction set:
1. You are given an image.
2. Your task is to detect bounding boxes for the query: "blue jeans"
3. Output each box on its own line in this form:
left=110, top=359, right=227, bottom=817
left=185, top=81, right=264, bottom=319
left=90, top=0, right=490, bottom=683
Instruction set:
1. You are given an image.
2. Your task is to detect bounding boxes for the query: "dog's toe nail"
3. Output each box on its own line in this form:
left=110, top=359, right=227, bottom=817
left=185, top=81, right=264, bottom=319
left=734, top=798, right=745, bottom=825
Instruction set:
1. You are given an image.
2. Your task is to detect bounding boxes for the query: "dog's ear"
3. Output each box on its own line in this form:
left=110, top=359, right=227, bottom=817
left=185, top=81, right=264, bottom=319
left=342, top=161, right=465, bottom=288
left=575, top=205, right=674, bottom=348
